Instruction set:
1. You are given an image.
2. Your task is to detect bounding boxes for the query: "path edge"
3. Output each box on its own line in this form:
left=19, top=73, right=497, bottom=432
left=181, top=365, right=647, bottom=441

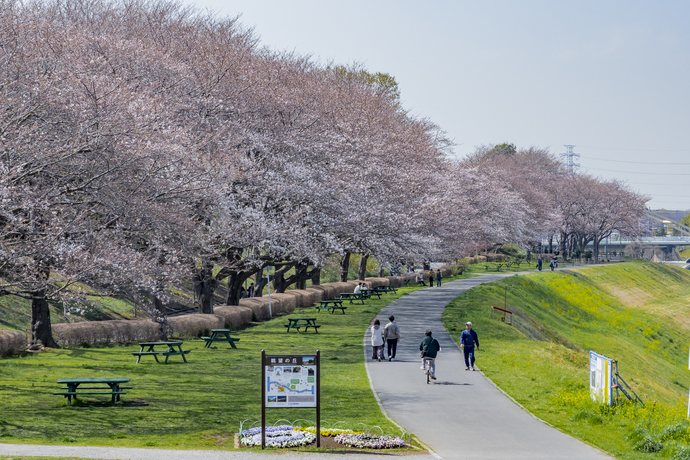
left=363, top=330, right=442, bottom=459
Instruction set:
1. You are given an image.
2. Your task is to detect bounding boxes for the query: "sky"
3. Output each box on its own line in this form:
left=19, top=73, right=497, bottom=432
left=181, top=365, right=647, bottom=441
left=185, top=0, right=690, bottom=211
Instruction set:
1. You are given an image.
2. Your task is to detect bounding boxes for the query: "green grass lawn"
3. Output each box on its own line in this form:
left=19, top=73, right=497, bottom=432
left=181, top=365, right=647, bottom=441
left=0, top=278, right=471, bottom=450
left=443, top=261, right=690, bottom=460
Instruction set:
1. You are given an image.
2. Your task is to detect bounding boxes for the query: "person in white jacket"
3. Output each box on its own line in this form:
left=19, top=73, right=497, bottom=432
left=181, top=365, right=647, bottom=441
left=371, top=319, right=385, bottom=361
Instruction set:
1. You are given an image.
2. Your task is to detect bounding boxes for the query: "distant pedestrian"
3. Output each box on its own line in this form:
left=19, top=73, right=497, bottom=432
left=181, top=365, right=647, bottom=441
left=384, top=315, right=400, bottom=361
left=371, top=319, right=384, bottom=361
left=537, top=256, right=543, bottom=271
left=429, top=271, right=435, bottom=287
left=436, top=270, right=442, bottom=287
left=417, top=272, right=426, bottom=286
left=549, top=258, right=555, bottom=271
left=248, top=283, right=255, bottom=298
left=240, top=286, right=247, bottom=299
left=461, top=322, right=479, bottom=370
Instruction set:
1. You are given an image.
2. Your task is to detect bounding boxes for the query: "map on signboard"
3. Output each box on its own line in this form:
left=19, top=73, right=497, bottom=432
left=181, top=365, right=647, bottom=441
left=265, top=355, right=317, bottom=408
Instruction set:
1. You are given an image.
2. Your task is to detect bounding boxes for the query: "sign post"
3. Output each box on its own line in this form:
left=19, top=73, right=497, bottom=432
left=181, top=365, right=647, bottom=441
left=261, top=350, right=320, bottom=449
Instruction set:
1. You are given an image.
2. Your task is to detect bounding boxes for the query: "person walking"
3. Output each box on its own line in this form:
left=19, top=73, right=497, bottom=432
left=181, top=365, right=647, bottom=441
left=384, top=315, right=401, bottom=361
left=371, top=319, right=385, bottom=361
left=417, top=272, right=426, bottom=286
left=537, top=256, right=543, bottom=271
left=248, top=283, right=255, bottom=298
left=428, top=271, right=435, bottom=287
left=419, top=329, right=441, bottom=379
left=436, top=270, right=442, bottom=287
left=461, top=322, right=479, bottom=370
left=549, top=257, right=555, bottom=271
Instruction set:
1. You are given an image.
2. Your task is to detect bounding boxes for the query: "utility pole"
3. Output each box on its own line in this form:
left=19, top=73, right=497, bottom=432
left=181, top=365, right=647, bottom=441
left=560, top=145, right=580, bottom=174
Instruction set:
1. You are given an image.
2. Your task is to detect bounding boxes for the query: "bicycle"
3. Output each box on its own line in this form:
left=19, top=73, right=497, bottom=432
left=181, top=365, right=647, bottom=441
left=423, top=357, right=435, bottom=384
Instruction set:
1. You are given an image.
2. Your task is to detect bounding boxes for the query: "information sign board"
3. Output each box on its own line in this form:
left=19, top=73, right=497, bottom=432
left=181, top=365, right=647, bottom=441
left=589, top=350, right=614, bottom=405
left=263, top=354, right=317, bottom=408
left=261, top=350, right=320, bottom=449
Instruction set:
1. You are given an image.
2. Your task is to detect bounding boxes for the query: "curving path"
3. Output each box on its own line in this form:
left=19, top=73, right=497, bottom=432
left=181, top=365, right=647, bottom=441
left=365, top=273, right=612, bottom=460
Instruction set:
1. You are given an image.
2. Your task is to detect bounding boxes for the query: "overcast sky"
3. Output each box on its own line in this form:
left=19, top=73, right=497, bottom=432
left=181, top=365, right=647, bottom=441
left=185, top=0, right=690, bottom=211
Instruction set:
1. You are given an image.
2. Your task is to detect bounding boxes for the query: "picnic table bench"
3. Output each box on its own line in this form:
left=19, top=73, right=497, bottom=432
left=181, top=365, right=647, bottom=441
left=339, top=292, right=366, bottom=304
left=372, top=286, right=397, bottom=294
left=315, top=300, right=347, bottom=314
left=54, top=377, right=131, bottom=406
left=361, top=289, right=382, bottom=299
left=284, top=317, right=321, bottom=333
left=132, top=341, right=190, bottom=364
left=201, top=329, right=240, bottom=349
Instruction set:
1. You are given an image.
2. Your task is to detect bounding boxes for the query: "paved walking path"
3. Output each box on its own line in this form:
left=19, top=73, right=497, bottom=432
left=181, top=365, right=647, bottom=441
left=365, top=273, right=612, bottom=460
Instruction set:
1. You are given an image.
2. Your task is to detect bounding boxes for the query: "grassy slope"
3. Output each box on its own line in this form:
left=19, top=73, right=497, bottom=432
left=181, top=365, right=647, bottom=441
left=0, top=278, right=473, bottom=450
left=443, top=262, right=690, bottom=460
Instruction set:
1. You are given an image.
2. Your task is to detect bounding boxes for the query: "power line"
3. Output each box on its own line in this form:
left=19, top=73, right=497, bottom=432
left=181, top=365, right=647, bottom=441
left=580, top=155, right=690, bottom=166
left=582, top=166, right=690, bottom=176
left=578, top=146, right=690, bottom=153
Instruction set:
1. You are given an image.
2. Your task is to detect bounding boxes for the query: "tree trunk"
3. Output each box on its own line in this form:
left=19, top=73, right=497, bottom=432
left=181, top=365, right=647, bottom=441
left=339, top=252, right=350, bottom=282
left=295, top=263, right=308, bottom=290
left=254, top=272, right=268, bottom=297
left=225, top=270, right=255, bottom=306
left=31, top=291, right=59, bottom=348
left=377, top=264, right=385, bottom=277
left=152, top=294, right=168, bottom=341
left=272, top=265, right=291, bottom=294
left=311, top=268, right=321, bottom=286
left=193, top=260, right=217, bottom=314
left=358, top=255, right=369, bottom=280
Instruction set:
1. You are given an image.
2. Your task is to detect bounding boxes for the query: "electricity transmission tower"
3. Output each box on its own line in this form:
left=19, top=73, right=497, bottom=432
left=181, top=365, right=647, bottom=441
left=560, top=145, right=580, bottom=174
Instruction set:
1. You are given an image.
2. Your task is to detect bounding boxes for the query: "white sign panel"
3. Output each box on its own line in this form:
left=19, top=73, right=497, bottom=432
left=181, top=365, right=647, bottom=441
left=590, top=351, right=614, bottom=405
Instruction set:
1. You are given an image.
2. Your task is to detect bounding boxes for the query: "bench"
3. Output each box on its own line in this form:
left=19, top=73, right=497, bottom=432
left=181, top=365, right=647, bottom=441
left=284, top=324, right=321, bottom=333
left=133, top=341, right=191, bottom=363
left=55, top=377, right=130, bottom=405
left=362, top=290, right=382, bottom=299
left=285, top=317, right=321, bottom=333
left=201, top=329, right=240, bottom=349
left=339, top=292, right=366, bottom=304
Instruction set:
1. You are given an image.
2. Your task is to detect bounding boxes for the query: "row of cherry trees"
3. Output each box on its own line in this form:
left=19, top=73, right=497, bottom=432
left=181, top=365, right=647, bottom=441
left=0, top=0, right=647, bottom=346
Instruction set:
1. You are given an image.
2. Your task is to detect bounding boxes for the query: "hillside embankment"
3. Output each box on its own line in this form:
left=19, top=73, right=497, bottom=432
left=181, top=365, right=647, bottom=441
left=443, top=261, right=690, bottom=459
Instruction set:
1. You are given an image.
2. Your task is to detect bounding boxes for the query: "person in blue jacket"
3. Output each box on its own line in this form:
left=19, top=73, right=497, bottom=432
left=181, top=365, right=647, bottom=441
left=461, top=321, right=479, bottom=370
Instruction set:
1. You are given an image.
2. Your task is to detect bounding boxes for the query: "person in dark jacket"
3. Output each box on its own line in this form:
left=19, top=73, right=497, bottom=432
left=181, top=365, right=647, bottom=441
left=460, top=321, right=479, bottom=370
left=419, top=329, right=441, bottom=379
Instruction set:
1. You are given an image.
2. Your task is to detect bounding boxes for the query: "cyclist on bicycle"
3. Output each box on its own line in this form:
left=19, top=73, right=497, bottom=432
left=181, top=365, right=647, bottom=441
left=419, top=329, right=441, bottom=380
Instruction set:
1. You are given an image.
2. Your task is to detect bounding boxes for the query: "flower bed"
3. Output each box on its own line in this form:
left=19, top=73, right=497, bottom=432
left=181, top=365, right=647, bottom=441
left=334, top=432, right=406, bottom=449
left=240, top=425, right=316, bottom=448
left=295, top=426, right=362, bottom=436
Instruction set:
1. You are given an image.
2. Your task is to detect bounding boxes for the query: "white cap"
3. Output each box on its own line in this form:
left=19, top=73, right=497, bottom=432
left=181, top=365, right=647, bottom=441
left=466, top=321, right=472, bottom=326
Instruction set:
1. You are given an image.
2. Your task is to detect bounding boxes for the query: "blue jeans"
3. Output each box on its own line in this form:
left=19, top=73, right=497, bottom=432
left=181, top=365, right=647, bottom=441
left=437, top=278, right=441, bottom=286
left=463, top=346, right=475, bottom=368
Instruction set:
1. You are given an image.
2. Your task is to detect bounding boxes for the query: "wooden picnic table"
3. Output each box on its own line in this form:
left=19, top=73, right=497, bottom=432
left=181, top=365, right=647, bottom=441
left=361, top=289, right=382, bottom=299
left=284, top=317, right=321, bottom=333
left=201, top=329, right=240, bottom=349
left=315, top=300, right=347, bottom=314
left=54, top=377, right=131, bottom=406
left=339, top=292, right=366, bottom=304
left=132, top=341, right=190, bottom=364
left=372, top=286, right=398, bottom=294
